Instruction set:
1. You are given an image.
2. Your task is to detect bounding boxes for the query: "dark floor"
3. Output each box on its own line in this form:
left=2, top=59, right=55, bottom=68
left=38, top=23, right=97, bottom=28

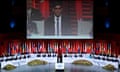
left=0, top=63, right=119, bottom=72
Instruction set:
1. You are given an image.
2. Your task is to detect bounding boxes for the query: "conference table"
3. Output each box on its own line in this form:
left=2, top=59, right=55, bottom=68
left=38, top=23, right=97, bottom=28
left=0, top=53, right=119, bottom=69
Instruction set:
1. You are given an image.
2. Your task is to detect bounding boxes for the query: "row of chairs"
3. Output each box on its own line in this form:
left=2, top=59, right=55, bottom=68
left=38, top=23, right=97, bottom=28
left=0, top=54, right=119, bottom=62
left=63, top=54, right=82, bottom=57
left=0, top=53, right=58, bottom=62
left=95, top=53, right=118, bottom=58
left=91, top=55, right=119, bottom=62
left=48, top=53, right=119, bottom=63
left=0, top=52, right=118, bottom=57
left=0, top=52, right=56, bottom=57
left=0, top=55, right=31, bottom=62
left=37, top=54, right=57, bottom=57
left=63, top=54, right=119, bottom=62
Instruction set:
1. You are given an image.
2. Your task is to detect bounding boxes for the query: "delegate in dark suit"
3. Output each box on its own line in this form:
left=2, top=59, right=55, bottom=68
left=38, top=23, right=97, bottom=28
left=44, top=15, right=73, bottom=35
left=44, top=4, right=75, bottom=36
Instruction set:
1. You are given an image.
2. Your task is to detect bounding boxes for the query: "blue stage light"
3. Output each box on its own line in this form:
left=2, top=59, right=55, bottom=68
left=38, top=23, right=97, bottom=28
left=105, top=18, right=110, bottom=29
left=10, top=20, right=15, bottom=28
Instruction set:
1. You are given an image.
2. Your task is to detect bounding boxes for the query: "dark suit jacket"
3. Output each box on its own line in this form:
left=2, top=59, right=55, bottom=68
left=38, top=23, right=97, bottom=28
left=44, top=15, right=75, bottom=35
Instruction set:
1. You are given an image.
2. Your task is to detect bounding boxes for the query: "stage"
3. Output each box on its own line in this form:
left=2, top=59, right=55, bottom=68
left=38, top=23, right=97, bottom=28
left=0, top=53, right=119, bottom=69
left=0, top=63, right=119, bottom=72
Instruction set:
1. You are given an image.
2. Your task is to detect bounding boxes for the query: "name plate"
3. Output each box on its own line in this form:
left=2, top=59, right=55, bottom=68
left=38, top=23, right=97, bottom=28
left=55, top=63, right=64, bottom=70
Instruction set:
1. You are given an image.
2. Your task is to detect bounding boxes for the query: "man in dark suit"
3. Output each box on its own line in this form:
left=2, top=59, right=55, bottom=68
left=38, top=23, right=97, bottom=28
left=44, top=3, right=74, bottom=36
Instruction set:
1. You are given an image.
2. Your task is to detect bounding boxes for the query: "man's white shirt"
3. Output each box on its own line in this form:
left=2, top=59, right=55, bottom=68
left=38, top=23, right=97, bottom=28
left=54, top=16, right=62, bottom=36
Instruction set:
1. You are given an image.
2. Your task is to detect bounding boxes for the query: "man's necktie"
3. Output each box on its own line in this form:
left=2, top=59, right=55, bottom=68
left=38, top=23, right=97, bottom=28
left=56, top=17, right=59, bottom=35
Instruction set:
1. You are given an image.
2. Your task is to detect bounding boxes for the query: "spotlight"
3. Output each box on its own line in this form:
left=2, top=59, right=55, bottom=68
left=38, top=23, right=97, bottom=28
left=105, top=18, right=110, bottom=29
left=10, top=20, right=15, bottom=28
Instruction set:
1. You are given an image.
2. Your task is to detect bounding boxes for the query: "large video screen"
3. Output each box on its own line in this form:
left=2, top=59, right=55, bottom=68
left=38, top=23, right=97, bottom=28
left=27, top=0, right=93, bottom=39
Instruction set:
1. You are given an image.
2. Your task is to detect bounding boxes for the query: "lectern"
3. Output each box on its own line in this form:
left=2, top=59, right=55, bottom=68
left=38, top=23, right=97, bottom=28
left=55, top=48, right=64, bottom=71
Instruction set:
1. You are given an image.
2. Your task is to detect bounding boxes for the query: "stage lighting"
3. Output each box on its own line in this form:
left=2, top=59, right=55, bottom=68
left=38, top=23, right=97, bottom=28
left=10, top=20, right=15, bottom=28
left=105, top=18, right=110, bottom=29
